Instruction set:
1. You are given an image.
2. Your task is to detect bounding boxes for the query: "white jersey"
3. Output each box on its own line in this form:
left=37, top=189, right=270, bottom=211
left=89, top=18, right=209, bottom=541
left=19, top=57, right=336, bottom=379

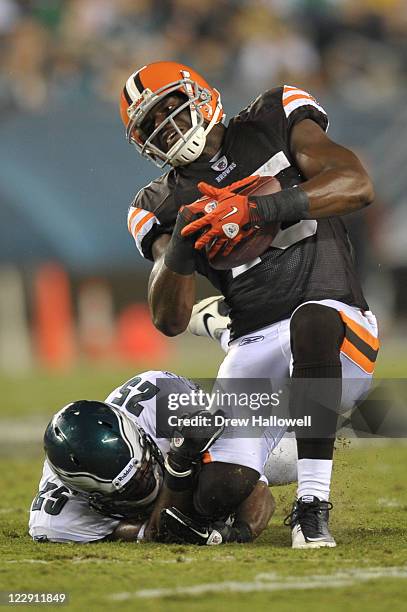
left=29, top=369, right=298, bottom=543
left=29, top=370, right=197, bottom=543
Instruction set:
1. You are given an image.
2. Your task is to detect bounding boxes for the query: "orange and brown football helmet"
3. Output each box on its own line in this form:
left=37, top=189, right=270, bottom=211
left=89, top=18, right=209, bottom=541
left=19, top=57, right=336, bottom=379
left=120, top=61, right=224, bottom=168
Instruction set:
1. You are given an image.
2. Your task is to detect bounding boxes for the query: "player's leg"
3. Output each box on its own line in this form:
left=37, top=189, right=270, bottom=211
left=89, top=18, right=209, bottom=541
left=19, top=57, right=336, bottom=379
left=287, top=300, right=379, bottom=549
left=287, top=302, right=344, bottom=548
left=193, top=461, right=260, bottom=519
left=192, top=318, right=291, bottom=514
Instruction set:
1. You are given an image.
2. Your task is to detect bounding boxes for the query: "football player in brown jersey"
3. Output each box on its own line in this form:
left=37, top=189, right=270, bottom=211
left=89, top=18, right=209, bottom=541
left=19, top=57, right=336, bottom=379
left=120, top=61, right=378, bottom=548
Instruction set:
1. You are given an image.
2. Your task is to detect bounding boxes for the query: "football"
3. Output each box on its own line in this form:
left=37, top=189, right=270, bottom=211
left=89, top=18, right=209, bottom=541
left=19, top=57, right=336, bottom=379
left=206, top=175, right=281, bottom=270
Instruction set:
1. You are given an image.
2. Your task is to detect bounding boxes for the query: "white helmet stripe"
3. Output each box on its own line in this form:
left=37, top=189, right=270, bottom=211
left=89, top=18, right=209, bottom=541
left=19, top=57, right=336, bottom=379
left=109, top=405, right=135, bottom=458
left=125, top=73, right=142, bottom=102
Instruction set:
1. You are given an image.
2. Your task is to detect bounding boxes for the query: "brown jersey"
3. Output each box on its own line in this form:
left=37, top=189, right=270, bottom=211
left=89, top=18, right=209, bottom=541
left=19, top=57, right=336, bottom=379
left=127, top=86, right=369, bottom=340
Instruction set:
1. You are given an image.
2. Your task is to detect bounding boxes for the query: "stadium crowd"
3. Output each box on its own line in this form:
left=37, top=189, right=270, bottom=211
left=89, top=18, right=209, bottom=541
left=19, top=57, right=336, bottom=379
left=0, top=0, right=407, bottom=113
left=0, top=0, right=406, bottom=330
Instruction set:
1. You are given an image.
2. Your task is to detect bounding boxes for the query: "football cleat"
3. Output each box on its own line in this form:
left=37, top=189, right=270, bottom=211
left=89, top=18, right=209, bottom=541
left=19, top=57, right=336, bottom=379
left=284, top=495, right=336, bottom=549
left=187, top=296, right=230, bottom=342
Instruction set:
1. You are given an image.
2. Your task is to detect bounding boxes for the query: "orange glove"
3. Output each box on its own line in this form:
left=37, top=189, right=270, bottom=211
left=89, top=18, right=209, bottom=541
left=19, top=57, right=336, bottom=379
left=181, top=175, right=262, bottom=251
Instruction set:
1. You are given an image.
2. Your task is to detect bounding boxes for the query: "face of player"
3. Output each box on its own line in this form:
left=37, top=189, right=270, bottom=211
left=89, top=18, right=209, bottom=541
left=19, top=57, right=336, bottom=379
left=88, top=452, right=163, bottom=519
left=136, top=93, right=193, bottom=154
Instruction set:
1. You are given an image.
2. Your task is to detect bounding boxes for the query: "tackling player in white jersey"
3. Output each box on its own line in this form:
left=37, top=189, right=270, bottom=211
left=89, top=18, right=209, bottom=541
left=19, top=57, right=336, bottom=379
left=29, top=367, right=297, bottom=545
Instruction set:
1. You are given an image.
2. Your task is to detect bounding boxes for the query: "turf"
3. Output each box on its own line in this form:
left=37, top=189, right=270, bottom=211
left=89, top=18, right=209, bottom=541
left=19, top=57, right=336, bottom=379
left=0, top=445, right=406, bottom=611
left=0, top=349, right=406, bottom=610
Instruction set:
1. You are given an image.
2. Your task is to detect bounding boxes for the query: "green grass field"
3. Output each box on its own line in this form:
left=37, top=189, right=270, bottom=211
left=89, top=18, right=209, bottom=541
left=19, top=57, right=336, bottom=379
left=0, top=344, right=406, bottom=611
left=0, top=446, right=406, bottom=611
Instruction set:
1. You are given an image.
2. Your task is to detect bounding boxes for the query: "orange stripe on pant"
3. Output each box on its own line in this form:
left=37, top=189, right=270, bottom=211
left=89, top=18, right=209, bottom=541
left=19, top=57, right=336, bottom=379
left=202, top=451, right=213, bottom=464
left=339, top=311, right=379, bottom=351
left=339, top=311, right=379, bottom=374
left=341, top=338, right=375, bottom=374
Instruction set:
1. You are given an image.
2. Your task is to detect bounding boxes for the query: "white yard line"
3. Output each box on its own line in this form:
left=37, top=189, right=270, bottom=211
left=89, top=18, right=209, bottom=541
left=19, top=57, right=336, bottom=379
left=377, top=497, right=404, bottom=508
left=5, top=559, right=50, bottom=565
left=3, top=556, right=195, bottom=566
left=108, top=566, right=407, bottom=601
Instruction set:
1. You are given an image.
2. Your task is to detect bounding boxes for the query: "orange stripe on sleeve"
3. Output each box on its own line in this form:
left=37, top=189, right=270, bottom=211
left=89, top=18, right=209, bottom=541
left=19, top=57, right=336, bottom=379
left=127, top=207, right=141, bottom=231
left=133, top=211, right=155, bottom=237
left=283, top=93, right=316, bottom=107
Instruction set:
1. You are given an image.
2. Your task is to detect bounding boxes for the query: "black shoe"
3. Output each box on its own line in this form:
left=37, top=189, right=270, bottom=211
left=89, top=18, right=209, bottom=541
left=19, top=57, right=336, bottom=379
left=284, top=495, right=336, bottom=548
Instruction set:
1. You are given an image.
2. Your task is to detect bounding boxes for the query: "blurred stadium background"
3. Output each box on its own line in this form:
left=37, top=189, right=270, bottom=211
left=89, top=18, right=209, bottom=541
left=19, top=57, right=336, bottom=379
left=0, top=0, right=406, bottom=383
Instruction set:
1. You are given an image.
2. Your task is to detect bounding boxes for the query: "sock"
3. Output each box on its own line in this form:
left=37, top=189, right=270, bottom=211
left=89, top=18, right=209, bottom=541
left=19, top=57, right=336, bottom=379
left=297, top=458, right=333, bottom=501
left=289, top=304, right=344, bottom=503
left=292, top=364, right=341, bottom=457
left=292, top=366, right=340, bottom=501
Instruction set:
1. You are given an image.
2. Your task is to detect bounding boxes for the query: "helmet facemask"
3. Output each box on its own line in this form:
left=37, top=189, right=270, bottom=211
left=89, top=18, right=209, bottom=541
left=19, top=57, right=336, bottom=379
left=126, top=77, right=221, bottom=168
left=88, top=435, right=164, bottom=520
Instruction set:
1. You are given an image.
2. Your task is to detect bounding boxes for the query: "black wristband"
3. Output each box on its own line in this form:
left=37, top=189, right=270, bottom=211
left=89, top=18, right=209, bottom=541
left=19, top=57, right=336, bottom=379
left=164, top=234, right=196, bottom=275
left=164, top=455, right=194, bottom=491
left=166, top=450, right=194, bottom=474
left=251, top=186, right=310, bottom=224
left=164, top=209, right=197, bottom=275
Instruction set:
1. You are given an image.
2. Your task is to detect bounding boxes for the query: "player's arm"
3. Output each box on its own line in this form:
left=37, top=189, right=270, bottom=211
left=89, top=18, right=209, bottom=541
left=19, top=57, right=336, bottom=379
left=106, top=519, right=146, bottom=542
left=146, top=409, right=225, bottom=541
left=159, top=477, right=274, bottom=545
left=233, top=479, right=275, bottom=540
left=148, top=233, right=196, bottom=337
left=144, top=486, right=195, bottom=542
left=181, top=106, right=375, bottom=246
left=290, top=118, right=375, bottom=217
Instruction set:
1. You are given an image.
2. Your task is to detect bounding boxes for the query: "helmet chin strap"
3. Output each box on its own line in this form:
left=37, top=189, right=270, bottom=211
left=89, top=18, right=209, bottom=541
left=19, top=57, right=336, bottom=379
left=169, top=125, right=206, bottom=166
left=169, top=97, right=223, bottom=167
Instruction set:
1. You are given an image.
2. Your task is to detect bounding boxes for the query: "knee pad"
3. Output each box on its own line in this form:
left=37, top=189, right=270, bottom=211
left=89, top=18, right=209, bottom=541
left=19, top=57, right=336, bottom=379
left=264, top=436, right=298, bottom=485
left=193, top=463, right=258, bottom=519
left=290, top=303, right=345, bottom=365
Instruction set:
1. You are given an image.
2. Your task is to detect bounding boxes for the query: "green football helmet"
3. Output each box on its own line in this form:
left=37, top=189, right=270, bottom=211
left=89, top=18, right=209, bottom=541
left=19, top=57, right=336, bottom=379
left=44, top=400, right=163, bottom=519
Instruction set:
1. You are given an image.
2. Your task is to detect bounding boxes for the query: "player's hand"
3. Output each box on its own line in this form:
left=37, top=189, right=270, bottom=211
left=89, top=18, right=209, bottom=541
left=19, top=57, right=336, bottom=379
left=159, top=507, right=253, bottom=545
left=181, top=176, right=263, bottom=250
left=165, top=409, right=225, bottom=476
left=164, top=202, right=206, bottom=274
left=159, top=507, right=212, bottom=544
